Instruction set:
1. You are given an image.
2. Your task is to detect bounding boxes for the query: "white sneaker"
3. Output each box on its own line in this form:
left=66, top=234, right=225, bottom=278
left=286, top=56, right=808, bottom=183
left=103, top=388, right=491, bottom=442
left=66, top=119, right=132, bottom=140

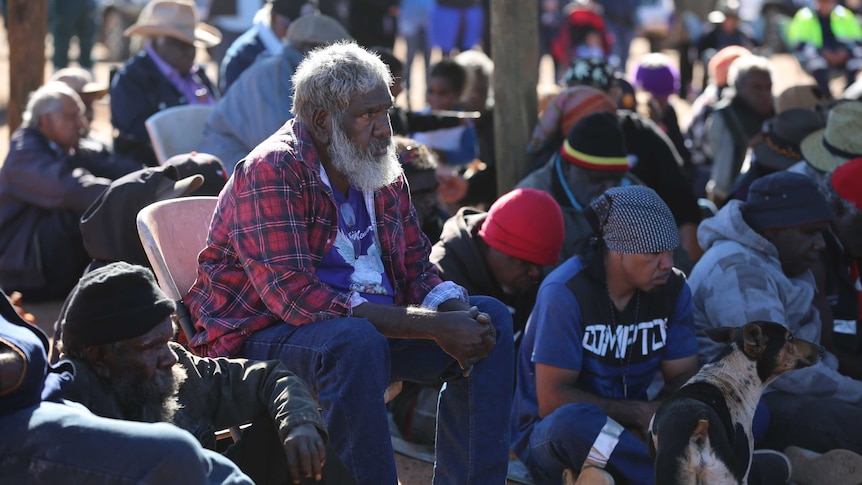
left=785, top=446, right=862, bottom=485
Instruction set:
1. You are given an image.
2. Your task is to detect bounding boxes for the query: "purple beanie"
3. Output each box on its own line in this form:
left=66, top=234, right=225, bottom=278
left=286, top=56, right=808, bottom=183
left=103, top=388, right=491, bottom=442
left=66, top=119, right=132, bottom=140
left=633, top=53, right=679, bottom=99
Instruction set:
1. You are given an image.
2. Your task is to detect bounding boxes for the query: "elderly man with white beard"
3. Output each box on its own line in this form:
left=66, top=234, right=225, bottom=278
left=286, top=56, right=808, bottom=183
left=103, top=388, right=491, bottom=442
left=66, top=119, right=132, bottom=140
left=184, top=42, right=514, bottom=485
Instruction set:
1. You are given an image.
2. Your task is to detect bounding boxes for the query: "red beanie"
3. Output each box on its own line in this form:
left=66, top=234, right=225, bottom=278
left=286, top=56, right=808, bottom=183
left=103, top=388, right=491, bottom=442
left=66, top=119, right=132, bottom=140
left=832, top=158, right=862, bottom=211
left=478, top=188, right=565, bottom=266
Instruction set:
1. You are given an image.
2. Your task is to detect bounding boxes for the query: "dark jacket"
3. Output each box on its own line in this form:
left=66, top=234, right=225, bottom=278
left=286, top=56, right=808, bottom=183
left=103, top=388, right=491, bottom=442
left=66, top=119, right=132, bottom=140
left=430, top=208, right=537, bottom=336
left=348, top=0, right=398, bottom=48
left=63, top=342, right=327, bottom=451
left=0, top=128, right=111, bottom=289
left=525, top=111, right=702, bottom=229
left=618, top=110, right=702, bottom=228
left=219, top=26, right=266, bottom=94
left=110, top=51, right=217, bottom=167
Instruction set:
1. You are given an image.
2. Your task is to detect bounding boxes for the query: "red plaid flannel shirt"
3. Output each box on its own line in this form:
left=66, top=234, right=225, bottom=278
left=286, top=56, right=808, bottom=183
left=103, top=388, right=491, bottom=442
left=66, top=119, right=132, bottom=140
left=185, top=119, right=443, bottom=357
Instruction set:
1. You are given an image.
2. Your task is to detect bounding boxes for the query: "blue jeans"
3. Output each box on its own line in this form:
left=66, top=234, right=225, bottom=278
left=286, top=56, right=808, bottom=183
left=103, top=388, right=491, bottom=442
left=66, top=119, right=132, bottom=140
left=242, top=296, right=514, bottom=485
left=0, top=401, right=251, bottom=484
left=430, top=5, right=484, bottom=54
left=523, top=403, right=653, bottom=485
left=605, top=18, right=636, bottom=70
left=49, top=0, right=96, bottom=69
left=761, top=391, right=862, bottom=455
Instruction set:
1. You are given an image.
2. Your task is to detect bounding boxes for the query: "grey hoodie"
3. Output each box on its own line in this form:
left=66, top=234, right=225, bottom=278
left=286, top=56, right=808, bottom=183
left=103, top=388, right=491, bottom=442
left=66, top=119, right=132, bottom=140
left=687, top=200, right=862, bottom=404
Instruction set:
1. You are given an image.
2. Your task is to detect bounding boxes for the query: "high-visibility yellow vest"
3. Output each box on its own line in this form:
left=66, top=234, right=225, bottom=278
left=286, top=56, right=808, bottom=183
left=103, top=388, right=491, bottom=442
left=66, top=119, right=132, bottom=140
left=787, top=5, right=862, bottom=47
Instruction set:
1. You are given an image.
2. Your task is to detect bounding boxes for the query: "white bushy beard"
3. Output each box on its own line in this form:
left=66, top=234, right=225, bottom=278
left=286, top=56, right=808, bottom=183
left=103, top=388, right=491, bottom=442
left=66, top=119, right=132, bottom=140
left=328, top=119, right=400, bottom=191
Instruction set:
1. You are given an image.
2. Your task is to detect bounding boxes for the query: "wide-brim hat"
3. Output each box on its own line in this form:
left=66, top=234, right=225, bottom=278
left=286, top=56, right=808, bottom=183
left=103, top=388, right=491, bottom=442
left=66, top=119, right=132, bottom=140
left=124, top=0, right=222, bottom=47
left=752, top=108, right=825, bottom=171
left=800, top=101, right=862, bottom=172
left=49, top=67, right=109, bottom=102
left=775, top=84, right=828, bottom=114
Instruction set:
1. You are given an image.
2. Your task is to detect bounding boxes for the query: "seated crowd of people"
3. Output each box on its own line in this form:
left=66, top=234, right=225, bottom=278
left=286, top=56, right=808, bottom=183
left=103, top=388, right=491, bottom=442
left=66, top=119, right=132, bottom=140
left=4, top=0, right=862, bottom=484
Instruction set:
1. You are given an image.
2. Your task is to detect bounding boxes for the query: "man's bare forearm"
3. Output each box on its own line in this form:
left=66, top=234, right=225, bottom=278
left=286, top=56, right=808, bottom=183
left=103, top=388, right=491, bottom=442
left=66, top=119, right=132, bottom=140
left=352, top=302, right=439, bottom=339
left=540, top=386, right=655, bottom=431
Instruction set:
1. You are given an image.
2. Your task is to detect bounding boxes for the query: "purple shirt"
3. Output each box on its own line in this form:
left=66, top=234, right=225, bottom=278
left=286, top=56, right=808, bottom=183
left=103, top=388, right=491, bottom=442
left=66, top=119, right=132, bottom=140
left=145, top=43, right=214, bottom=105
left=318, top=185, right=396, bottom=305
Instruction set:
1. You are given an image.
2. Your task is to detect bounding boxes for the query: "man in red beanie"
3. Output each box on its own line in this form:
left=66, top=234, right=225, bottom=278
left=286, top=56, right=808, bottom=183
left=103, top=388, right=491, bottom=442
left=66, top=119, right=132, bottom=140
left=389, top=188, right=564, bottom=445
left=431, top=188, right=565, bottom=339
left=512, top=185, right=700, bottom=485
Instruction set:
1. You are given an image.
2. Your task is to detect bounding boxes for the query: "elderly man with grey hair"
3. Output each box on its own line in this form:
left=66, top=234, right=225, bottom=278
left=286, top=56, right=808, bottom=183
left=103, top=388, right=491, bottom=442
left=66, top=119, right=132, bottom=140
left=198, top=14, right=351, bottom=175
left=706, top=55, right=775, bottom=206
left=0, top=82, right=112, bottom=301
left=185, top=42, right=514, bottom=485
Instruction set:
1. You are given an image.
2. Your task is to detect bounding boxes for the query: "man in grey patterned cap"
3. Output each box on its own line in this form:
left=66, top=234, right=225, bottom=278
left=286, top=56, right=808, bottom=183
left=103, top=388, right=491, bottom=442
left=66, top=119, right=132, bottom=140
left=511, top=185, right=699, bottom=484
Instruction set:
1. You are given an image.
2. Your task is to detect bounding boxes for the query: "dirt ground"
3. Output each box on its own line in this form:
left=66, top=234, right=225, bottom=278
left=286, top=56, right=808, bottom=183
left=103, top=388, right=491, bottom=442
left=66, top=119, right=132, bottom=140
left=0, top=16, right=823, bottom=484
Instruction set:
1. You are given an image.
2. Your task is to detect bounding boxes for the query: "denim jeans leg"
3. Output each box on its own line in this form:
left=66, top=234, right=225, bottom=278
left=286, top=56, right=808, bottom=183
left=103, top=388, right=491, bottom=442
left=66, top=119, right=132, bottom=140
left=524, top=403, right=653, bottom=485
left=241, top=318, right=397, bottom=485
left=761, top=391, right=862, bottom=454
left=388, top=295, right=514, bottom=485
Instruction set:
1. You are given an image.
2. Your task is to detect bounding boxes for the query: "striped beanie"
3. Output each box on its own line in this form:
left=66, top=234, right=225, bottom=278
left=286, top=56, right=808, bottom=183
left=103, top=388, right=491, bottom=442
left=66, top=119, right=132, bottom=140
left=589, top=185, right=679, bottom=254
left=561, top=111, right=629, bottom=172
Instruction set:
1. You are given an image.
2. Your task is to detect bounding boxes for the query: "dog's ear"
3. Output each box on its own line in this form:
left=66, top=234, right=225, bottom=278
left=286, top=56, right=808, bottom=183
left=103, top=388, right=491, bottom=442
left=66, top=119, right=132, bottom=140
left=742, top=323, right=768, bottom=357
left=704, top=327, right=737, bottom=344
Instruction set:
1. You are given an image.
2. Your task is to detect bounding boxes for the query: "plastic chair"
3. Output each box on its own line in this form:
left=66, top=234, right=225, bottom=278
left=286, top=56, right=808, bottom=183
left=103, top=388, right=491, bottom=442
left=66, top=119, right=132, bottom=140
left=135, top=196, right=401, bottom=403
left=137, top=196, right=217, bottom=340
left=145, top=104, right=214, bottom=165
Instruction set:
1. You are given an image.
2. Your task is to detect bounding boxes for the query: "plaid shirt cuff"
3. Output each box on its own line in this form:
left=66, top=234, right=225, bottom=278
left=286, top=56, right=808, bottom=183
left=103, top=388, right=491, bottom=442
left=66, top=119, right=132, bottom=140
left=420, top=281, right=469, bottom=310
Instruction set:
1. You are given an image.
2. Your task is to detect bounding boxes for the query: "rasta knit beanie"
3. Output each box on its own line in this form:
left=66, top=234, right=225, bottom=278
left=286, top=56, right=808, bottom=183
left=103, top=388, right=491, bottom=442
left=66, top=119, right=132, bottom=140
left=62, top=262, right=176, bottom=349
left=479, top=188, right=565, bottom=266
left=561, top=111, right=629, bottom=172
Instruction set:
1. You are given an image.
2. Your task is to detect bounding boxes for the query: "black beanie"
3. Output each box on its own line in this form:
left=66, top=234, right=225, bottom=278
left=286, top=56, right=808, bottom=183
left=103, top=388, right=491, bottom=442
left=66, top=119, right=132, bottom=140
left=743, top=171, right=834, bottom=231
left=63, top=262, right=176, bottom=349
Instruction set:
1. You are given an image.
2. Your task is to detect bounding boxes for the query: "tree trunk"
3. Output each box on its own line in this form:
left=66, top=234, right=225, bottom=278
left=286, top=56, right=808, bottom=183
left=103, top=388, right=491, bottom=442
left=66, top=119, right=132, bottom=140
left=7, top=0, right=48, bottom=137
left=490, top=0, right=538, bottom=197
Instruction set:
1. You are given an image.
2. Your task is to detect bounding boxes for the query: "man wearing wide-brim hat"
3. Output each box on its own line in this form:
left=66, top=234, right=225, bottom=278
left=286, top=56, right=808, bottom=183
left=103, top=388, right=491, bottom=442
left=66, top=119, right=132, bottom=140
left=50, top=67, right=109, bottom=124
left=111, top=0, right=222, bottom=168
left=730, top=107, right=825, bottom=201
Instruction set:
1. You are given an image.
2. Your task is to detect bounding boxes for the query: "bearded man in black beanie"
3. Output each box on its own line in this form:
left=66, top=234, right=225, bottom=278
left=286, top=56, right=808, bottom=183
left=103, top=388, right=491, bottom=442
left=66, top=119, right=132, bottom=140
left=58, top=262, right=354, bottom=485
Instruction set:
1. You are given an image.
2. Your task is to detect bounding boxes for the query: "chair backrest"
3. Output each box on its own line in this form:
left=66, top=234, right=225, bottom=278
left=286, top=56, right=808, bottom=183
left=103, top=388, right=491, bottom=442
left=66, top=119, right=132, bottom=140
left=136, top=196, right=218, bottom=302
left=145, top=104, right=215, bottom=164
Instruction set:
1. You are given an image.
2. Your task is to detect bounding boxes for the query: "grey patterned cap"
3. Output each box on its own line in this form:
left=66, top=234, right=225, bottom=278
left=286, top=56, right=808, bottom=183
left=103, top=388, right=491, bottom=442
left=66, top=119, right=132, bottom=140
left=589, top=185, right=679, bottom=254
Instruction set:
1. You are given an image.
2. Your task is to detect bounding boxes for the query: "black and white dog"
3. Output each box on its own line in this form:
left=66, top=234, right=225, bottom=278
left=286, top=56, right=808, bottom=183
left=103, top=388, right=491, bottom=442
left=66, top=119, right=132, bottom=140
left=648, top=321, right=823, bottom=485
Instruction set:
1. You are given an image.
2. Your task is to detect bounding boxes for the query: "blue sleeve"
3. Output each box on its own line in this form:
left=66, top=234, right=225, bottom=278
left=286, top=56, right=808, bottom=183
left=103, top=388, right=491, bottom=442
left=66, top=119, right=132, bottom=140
left=662, top=281, right=698, bottom=361
left=531, top=281, right=584, bottom=372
